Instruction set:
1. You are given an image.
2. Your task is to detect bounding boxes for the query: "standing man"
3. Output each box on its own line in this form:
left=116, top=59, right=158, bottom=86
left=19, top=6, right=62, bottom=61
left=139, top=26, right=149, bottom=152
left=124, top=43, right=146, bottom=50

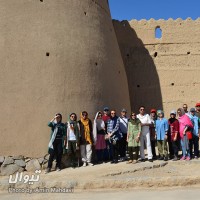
left=137, top=106, right=153, bottom=162
left=189, top=108, right=199, bottom=159
left=183, top=104, right=190, bottom=117
left=195, top=103, right=200, bottom=119
left=119, top=108, right=129, bottom=162
left=107, top=110, right=121, bottom=164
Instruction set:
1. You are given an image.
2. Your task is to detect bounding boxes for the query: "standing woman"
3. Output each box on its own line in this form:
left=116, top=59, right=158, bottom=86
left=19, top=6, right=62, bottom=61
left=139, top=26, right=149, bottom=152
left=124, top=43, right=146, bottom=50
left=177, top=108, right=193, bottom=161
left=155, top=110, right=169, bottom=161
left=168, top=110, right=180, bottom=161
left=46, top=113, right=66, bottom=173
left=126, top=112, right=141, bottom=164
left=66, top=113, right=80, bottom=168
left=150, top=109, right=157, bottom=160
left=93, top=111, right=106, bottom=164
left=78, top=111, right=94, bottom=167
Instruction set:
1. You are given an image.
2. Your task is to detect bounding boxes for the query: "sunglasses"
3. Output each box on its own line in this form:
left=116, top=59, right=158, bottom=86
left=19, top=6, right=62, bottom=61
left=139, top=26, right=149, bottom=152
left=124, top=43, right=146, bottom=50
left=140, top=109, right=144, bottom=111
left=111, top=113, right=116, bottom=115
left=71, top=115, right=76, bottom=118
left=183, top=107, right=187, bottom=109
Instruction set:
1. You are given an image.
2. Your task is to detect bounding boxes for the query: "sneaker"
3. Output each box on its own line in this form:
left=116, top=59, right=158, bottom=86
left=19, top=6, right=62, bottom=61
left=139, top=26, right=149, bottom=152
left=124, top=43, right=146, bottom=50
left=180, top=156, right=186, bottom=160
left=158, top=157, right=164, bottom=160
left=186, top=156, right=191, bottom=161
left=194, top=156, right=198, bottom=159
left=172, top=157, right=178, bottom=161
left=45, top=168, right=51, bottom=174
left=148, top=159, right=153, bottom=162
left=56, top=167, right=61, bottom=172
left=88, top=162, right=94, bottom=166
left=164, top=157, right=168, bottom=161
left=132, top=160, right=137, bottom=164
left=126, top=160, right=133, bottom=164
left=83, top=162, right=87, bottom=167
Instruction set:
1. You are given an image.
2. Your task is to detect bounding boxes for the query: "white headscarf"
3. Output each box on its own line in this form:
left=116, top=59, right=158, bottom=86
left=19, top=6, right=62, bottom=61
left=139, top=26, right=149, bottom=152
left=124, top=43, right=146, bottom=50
left=93, top=112, right=105, bottom=145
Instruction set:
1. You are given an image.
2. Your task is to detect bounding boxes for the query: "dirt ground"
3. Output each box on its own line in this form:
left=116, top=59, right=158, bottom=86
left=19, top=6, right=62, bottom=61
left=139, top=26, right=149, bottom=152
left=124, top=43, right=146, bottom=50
left=0, top=159, right=200, bottom=199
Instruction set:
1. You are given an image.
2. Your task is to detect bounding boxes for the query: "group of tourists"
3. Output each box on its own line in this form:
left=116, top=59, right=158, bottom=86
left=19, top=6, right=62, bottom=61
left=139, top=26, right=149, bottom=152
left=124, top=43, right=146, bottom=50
left=45, top=103, right=200, bottom=174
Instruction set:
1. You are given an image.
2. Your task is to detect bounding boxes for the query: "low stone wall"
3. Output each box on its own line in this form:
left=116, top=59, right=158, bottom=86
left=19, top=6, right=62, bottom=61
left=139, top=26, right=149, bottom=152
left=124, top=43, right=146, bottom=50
left=0, top=154, right=71, bottom=176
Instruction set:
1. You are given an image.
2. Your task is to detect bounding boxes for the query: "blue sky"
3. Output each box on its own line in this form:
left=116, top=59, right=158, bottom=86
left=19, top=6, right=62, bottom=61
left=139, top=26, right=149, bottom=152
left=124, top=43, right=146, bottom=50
left=109, top=0, right=200, bottom=21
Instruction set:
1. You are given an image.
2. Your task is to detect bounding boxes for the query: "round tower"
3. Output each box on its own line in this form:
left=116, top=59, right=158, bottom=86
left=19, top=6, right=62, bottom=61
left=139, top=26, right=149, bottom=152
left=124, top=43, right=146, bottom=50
left=0, top=0, right=130, bottom=157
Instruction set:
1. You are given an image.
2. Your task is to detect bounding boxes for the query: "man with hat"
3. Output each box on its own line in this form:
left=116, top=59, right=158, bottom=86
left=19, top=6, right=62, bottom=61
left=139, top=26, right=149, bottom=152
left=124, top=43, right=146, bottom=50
left=189, top=108, right=199, bottom=159
left=195, top=103, right=200, bottom=119
left=119, top=108, right=129, bottom=161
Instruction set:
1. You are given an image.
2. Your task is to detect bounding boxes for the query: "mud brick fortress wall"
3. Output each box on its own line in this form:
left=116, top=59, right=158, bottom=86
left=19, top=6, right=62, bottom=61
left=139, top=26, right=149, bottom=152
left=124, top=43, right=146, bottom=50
left=0, top=0, right=199, bottom=158
left=113, top=18, right=200, bottom=114
left=0, top=0, right=130, bottom=157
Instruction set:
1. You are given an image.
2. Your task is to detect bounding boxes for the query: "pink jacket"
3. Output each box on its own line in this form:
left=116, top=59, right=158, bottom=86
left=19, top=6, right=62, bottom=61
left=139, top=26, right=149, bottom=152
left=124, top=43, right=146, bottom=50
left=178, top=114, right=193, bottom=139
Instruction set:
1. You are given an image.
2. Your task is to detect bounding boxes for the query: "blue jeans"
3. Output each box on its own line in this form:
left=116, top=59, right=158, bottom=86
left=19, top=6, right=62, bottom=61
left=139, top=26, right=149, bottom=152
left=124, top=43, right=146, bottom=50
left=181, top=135, right=190, bottom=157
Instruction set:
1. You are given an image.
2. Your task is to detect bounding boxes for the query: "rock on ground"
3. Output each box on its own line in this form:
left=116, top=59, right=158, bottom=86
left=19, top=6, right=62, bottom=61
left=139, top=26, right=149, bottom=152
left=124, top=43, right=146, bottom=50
left=26, top=159, right=41, bottom=172
left=0, top=164, right=21, bottom=175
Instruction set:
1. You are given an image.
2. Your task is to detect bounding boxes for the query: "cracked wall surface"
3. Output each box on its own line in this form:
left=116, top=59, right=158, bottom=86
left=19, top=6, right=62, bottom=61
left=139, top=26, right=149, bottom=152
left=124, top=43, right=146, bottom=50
left=114, top=18, right=200, bottom=114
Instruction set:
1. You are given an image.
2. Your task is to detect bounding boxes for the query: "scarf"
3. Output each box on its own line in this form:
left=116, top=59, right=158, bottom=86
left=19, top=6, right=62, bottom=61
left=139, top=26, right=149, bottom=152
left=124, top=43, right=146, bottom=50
left=129, top=118, right=140, bottom=125
left=48, top=126, right=58, bottom=150
left=93, top=112, right=105, bottom=144
left=169, top=117, right=176, bottom=124
left=81, top=113, right=92, bottom=144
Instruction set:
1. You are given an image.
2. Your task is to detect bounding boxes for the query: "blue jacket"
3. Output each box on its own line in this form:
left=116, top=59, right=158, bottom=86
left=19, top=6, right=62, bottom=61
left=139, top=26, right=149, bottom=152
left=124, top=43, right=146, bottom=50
left=155, top=118, right=169, bottom=140
left=189, top=114, right=199, bottom=136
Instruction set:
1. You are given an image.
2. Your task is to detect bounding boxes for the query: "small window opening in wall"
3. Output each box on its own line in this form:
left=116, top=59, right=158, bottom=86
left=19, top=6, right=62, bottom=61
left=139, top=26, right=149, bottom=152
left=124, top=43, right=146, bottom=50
left=187, top=52, right=190, bottom=55
left=46, top=52, right=50, bottom=57
left=40, top=0, right=43, bottom=2
left=155, top=26, right=162, bottom=39
left=95, top=62, right=98, bottom=66
left=171, top=83, right=175, bottom=86
left=126, top=54, right=130, bottom=57
left=84, top=12, right=87, bottom=16
left=137, top=85, right=140, bottom=88
left=154, top=52, right=158, bottom=57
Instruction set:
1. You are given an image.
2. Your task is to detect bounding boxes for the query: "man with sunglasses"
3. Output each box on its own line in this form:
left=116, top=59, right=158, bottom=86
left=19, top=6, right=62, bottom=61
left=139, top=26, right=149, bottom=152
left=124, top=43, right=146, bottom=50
left=137, top=106, right=153, bottom=162
left=189, top=107, right=199, bottom=159
left=107, top=110, right=121, bottom=164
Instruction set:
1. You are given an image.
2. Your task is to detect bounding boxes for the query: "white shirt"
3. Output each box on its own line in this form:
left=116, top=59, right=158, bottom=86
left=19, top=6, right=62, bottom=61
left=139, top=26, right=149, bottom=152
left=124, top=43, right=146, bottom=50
left=67, top=123, right=76, bottom=141
left=137, top=114, right=151, bottom=134
left=119, top=116, right=128, bottom=134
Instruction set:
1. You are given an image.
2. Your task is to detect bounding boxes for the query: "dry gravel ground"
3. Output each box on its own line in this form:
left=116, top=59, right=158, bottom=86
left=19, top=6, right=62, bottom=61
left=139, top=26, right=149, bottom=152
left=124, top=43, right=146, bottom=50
left=0, top=159, right=200, bottom=199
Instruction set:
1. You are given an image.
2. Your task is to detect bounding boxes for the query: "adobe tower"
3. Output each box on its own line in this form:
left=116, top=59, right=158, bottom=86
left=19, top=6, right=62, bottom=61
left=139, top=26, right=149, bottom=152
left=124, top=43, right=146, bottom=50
left=0, top=0, right=130, bottom=157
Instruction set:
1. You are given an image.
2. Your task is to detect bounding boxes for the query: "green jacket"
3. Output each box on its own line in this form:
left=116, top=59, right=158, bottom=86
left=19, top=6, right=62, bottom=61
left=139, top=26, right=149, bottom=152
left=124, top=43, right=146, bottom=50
left=47, top=121, right=66, bottom=154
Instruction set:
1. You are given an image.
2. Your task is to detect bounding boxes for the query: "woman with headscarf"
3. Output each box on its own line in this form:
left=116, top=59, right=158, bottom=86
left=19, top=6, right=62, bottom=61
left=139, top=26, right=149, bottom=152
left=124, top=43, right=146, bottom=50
left=177, top=108, right=193, bottom=161
left=66, top=113, right=80, bottom=168
left=150, top=109, right=157, bottom=160
left=126, top=112, right=141, bottom=164
left=168, top=110, right=180, bottom=161
left=78, top=111, right=94, bottom=167
left=46, top=113, right=66, bottom=173
left=155, top=110, right=169, bottom=161
left=93, top=111, right=106, bottom=164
